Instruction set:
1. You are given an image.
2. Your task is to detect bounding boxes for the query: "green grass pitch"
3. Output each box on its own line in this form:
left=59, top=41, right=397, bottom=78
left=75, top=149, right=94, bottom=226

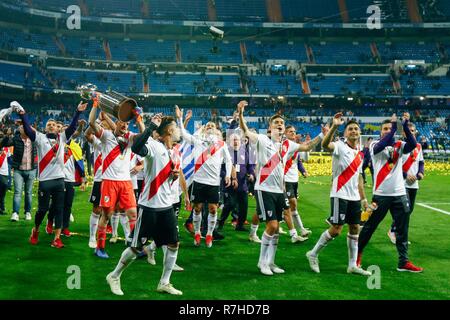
left=0, top=173, right=449, bottom=300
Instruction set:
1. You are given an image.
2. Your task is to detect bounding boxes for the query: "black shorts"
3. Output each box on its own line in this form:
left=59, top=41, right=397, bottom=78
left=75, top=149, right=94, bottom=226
left=285, top=182, right=298, bottom=199
left=190, top=181, right=220, bottom=204
left=89, top=181, right=102, bottom=206
left=130, top=205, right=179, bottom=249
left=328, top=197, right=361, bottom=225
left=255, top=190, right=289, bottom=222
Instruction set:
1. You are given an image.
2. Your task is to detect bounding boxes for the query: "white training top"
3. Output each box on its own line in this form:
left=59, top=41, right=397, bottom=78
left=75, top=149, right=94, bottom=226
left=284, top=145, right=301, bottom=183
left=181, top=128, right=232, bottom=187
left=402, top=143, right=423, bottom=190
left=0, top=147, right=10, bottom=176
left=254, top=135, right=299, bottom=194
left=63, top=144, right=76, bottom=183
left=35, top=131, right=67, bottom=182
left=130, top=152, right=143, bottom=190
left=96, top=129, right=135, bottom=181
left=91, top=136, right=103, bottom=183
left=138, top=137, right=176, bottom=209
left=330, top=140, right=363, bottom=201
left=170, top=144, right=183, bottom=205
left=370, top=140, right=407, bottom=197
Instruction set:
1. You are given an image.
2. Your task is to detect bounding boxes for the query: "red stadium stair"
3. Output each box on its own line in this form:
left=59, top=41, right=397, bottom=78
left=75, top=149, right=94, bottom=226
left=266, top=0, right=283, bottom=23
left=141, top=0, right=150, bottom=18
left=301, top=72, right=311, bottom=95
left=175, top=41, right=181, bottom=63
left=53, top=36, right=66, bottom=56
left=207, top=0, right=218, bottom=21
left=77, top=0, right=89, bottom=16
left=240, top=42, right=248, bottom=64
left=337, top=0, right=349, bottom=23
left=103, top=40, right=112, bottom=61
left=305, top=44, right=315, bottom=64
left=370, top=42, right=381, bottom=64
left=406, top=0, right=423, bottom=23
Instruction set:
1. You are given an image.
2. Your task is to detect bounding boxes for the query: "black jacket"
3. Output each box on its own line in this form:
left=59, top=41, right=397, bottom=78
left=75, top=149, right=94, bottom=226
left=0, top=133, right=37, bottom=170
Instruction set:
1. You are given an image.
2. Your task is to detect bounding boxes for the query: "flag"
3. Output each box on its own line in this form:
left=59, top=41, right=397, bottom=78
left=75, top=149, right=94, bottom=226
left=68, top=139, right=85, bottom=186
left=180, top=140, right=195, bottom=187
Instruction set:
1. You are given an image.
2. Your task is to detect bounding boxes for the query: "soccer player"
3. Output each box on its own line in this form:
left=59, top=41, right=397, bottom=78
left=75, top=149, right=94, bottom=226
left=306, top=113, right=371, bottom=276
left=175, top=106, right=232, bottom=248
left=106, top=115, right=183, bottom=296
left=84, top=112, right=116, bottom=248
left=238, top=100, right=327, bottom=275
left=13, top=100, right=87, bottom=248
left=88, top=97, right=144, bottom=258
left=387, top=122, right=424, bottom=244
left=358, top=113, right=423, bottom=273
left=284, top=125, right=311, bottom=242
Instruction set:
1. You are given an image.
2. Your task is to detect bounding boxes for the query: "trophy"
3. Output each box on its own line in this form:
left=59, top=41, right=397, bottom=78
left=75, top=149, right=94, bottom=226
left=77, top=83, right=139, bottom=122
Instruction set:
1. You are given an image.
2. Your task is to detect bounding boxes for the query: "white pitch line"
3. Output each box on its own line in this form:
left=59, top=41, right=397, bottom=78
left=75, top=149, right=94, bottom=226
left=419, top=203, right=450, bottom=205
left=417, top=203, right=450, bottom=216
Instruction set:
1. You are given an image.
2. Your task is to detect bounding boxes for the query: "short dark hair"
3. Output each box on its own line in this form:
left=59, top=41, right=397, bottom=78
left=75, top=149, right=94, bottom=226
left=285, top=125, right=295, bottom=131
left=156, top=116, right=176, bottom=136
left=344, top=120, right=359, bottom=130
left=381, top=119, right=391, bottom=130
left=269, top=114, right=284, bottom=124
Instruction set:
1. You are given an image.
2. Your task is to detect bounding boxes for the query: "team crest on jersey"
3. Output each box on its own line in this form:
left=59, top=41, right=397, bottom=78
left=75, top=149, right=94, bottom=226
left=104, top=196, right=110, bottom=203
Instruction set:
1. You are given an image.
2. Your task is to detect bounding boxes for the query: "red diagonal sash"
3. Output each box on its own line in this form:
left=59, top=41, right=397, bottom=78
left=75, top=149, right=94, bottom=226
left=0, top=148, right=8, bottom=168
left=402, top=144, right=420, bottom=174
left=102, top=145, right=122, bottom=174
left=64, top=148, right=72, bottom=164
left=260, top=140, right=289, bottom=185
left=194, top=140, right=224, bottom=173
left=336, top=151, right=364, bottom=192
left=39, top=144, right=59, bottom=175
left=148, top=160, right=173, bottom=200
left=375, top=141, right=402, bottom=191
left=94, top=153, right=102, bottom=176
left=284, top=151, right=299, bottom=175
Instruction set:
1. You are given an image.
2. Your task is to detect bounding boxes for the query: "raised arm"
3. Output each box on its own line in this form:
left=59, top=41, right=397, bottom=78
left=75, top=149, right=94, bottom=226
left=131, top=114, right=161, bottom=157
left=322, top=113, right=343, bottom=152
left=297, top=125, right=328, bottom=152
left=99, top=111, right=116, bottom=132
left=401, top=113, right=417, bottom=154
left=175, top=105, right=198, bottom=145
left=183, top=109, right=192, bottom=129
left=373, top=114, right=397, bottom=155
left=89, top=98, right=102, bottom=137
left=84, top=126, right=95, bottom=144
left=65, top=101, right=87, bottom=140
left=11, top=101, right=36, bottom=142
left=237, top=100, right=258, bottom=144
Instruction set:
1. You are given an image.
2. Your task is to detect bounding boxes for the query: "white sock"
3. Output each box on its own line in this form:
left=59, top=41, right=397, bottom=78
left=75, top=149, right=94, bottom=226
left=292, top=210, right=304, bottom=230
left=111, top=213, right=120, bottom=237
left=193, top=211, right=202, bottom=234
left=160, top=246, right=178, bottom=285
left=347, top=234, right=359, bottom=268
left=207, top=213, right=217, bottom=236
left=267, top=233, right=279, bottom=266
left=250, top=224, right=259, bottom=237
left=119, top=213, right=130, bottom=239
left=89, top=212, right=100, bottom=240
left=289, top=228, right=298, bottom=238
left=310, top=230, right=333, bottom=257
left=258, top=232, right=273, bottom=266
left=111, top=247, right=136, bottom=278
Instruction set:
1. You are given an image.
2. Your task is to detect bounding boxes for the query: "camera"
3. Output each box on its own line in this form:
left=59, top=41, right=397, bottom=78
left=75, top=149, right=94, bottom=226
left=209, top=26, right=224, bottom=39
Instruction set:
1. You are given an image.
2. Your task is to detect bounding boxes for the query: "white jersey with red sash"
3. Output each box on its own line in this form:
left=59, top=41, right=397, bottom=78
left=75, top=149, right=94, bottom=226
left=182, top=130, right=232, bottom=186
left=402, top=143, right=423, bottom=190
left=130, top=152, right=143, bottom=190
left=0, top=147, right=10, bottom=176
left=35, top=131, right=67, bottom=182
left=91, top=136, right=103, bottom=183
left=170, top=144, right=183, bottom=204
left=254, top=135, right=299, bottom=194
left=330, top=140, right=364, bottom=201
left=370, top=140, right=407, bottom=196
left=284, top=145, right=300, bottom=183
left=138, top=138, right=175, bottom=209
left=63, top=144, right=76, bottom=183
left=97, top=129, right=135, bottom=181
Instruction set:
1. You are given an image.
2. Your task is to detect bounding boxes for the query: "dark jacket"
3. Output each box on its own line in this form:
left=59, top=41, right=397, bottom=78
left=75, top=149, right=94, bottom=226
left=221, top=143, right=256, bottom=193
left=0, top=133, right=37, bottom=170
